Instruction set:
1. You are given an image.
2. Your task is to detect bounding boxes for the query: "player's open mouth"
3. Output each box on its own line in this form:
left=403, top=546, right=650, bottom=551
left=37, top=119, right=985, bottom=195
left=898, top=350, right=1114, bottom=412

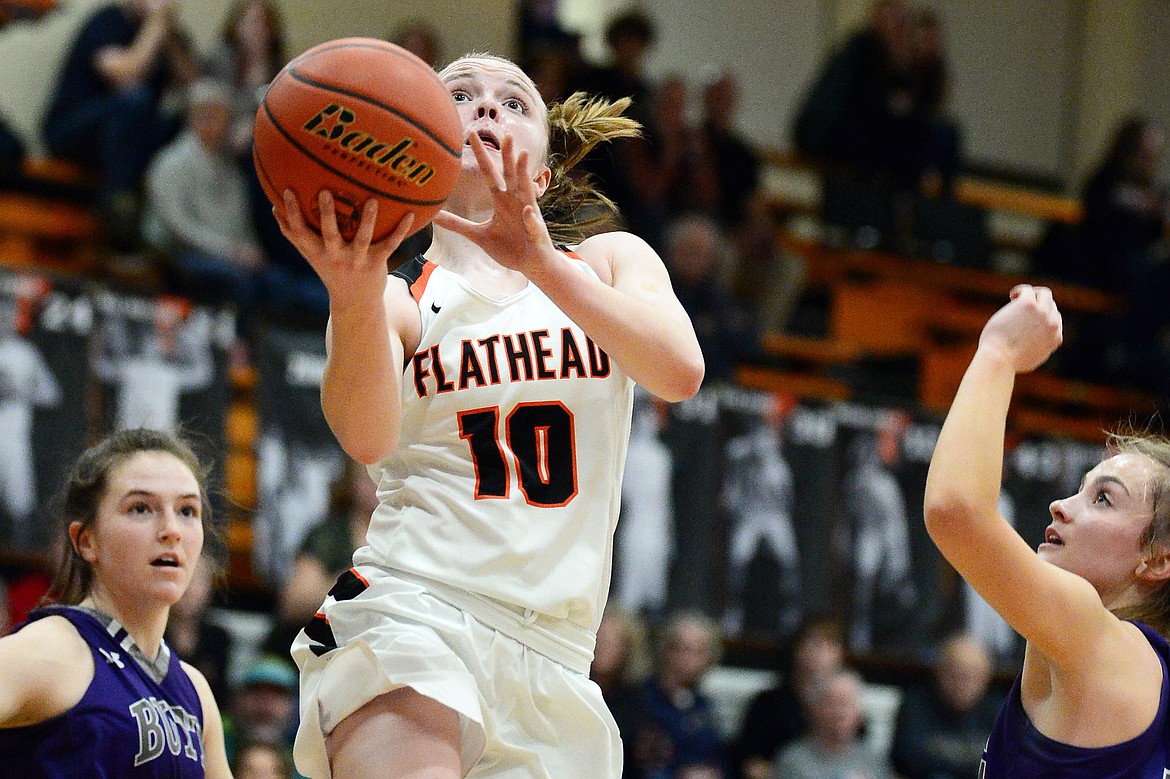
left=151, top=554, right=180, bottom=567
left=473, top=130, right=500, bottom=150
left=1044, top=528, right=1064, bottom=546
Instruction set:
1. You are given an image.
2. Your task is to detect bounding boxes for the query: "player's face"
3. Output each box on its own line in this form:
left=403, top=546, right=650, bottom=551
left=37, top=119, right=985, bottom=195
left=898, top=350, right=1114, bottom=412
left=441, top=57, right=550, bottom=189
left=1042, top=453, right=1159, bottom=601
left=78, top=451, right=205, bottom=609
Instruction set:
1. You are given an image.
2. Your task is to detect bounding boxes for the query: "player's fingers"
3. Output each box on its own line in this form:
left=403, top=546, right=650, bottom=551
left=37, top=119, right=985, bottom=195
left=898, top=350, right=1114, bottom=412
left=280, top=190, right=305, bottom=232
left=1008, top=283, right=1031, bottom=301
left=371, top=212, right=415, bottom=258
left=319, top=191, right=342, bottom=244
left=501, top=135, right=517, bottom=184
left=433, top=209, right=479, bottom=237
left=470, top=133, right=506, bottom=191
left=352, top=199, right=378, bottom=255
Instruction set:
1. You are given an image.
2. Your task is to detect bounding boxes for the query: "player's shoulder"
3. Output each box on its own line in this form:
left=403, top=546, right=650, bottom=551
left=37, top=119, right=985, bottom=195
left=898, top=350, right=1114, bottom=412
left=568, top=230, right=659, bottom=284
left=571, top=229, right=654, bottom=258
left=7, top=613, right=89, bottom=656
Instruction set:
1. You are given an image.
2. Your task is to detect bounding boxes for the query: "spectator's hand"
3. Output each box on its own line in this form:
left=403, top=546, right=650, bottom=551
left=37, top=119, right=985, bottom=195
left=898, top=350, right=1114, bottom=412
left=978, top=284, right=1062, bottom=374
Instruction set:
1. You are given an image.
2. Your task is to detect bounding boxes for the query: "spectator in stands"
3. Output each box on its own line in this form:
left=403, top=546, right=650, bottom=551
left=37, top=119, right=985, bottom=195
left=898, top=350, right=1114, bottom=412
left=908, top=8, right=961, bottom=196
left=662, top=214, right=760, bottom=384
left=688, top=69, right=761, bottom=232
left=792, top=0, right=912, bottom=175
left=222, top=653, right=299, bottom=767
left=202, top=0, right=328, bottom=327
left=41, top=0, right=199, bottom=247
left=732, top=615, right=846, bottom=779
left=1080, top=115, right=1170, bottom=392
left=389, top=18, right=442, bottom=68
left=636, top=610, right=729, bottom=778
left=890, top=631, right=1002, bottom=779
left=163, top=553, right=232, bottom=704
left=591, top=603, right=654, bottom=779
left=771, top=667, right=893, bottom=779
left=516, top=0, right=574, bottom=65
left=604, top=73, right=690, bottom=250
left=142, top=78, right=266, bottom=316
left=262, top=459, right=376, bottom=657
left=577, top=9, right=657, bottom=124
left=231, top=738, right=294, bottom=779
left=204, top=0, right=287, bottom=160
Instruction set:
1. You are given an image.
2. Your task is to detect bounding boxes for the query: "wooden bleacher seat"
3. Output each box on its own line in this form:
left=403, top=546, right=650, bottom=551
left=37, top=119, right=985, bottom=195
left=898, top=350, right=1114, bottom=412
left=735, top=363, right=851, bottom=401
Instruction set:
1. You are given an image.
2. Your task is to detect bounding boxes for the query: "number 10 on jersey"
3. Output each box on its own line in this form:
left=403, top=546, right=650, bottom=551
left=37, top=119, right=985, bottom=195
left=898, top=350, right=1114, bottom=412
left=458, top=402, right=578, bottom=508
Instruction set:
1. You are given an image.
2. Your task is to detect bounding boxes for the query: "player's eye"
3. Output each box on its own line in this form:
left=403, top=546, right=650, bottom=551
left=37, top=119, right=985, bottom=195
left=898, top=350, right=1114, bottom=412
left=504, top=98, right=526, bottom=112
left=451, top=90, right=470, bottom=102
left=128, top=501, right=152, bottom=515
left=1093, top=490, right=1111, bottom=506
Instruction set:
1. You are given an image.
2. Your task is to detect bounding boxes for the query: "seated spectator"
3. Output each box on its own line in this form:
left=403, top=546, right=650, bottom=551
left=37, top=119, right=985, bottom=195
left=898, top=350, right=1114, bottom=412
left=1079, top=115, right=1170, bottom=392
left=163, top=553, right=232, bottom=704
left=688, top=69, right=761, bottom=232
left=389, top=17, right=442, bottom=68
left=662, top=214, right=760, bottom=384
left=222, top=654, right=299, bottom=767
left=635, top=610, right=729, bottom=778
left=41, top=0, right=198, bottom=246
left=142, top=78, right=266, bottom=314
left=591, top=603, right=653, bottom=778
left=204, top=0, right=287, bottom=160
left=231, top=738, right=293, bottom=779
left=732, top=615, right=846, bottom=779
left=890, top=631, right=1002, bottom=779
left=576, top=9, right=657, bottom=123
left=772, top=667, right=894, bottom=779
left=908, top=7, right=961, bottom=196
left=261, top=459, right=377, bottom=657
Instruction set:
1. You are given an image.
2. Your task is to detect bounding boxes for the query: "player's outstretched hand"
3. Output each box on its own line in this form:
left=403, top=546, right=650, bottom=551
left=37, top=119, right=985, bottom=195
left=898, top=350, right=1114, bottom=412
left=274, top=189, right=414, bottom=311
left=432, top=133, right=556, bottom=277
left=978, top=284, right=1063, bottom=374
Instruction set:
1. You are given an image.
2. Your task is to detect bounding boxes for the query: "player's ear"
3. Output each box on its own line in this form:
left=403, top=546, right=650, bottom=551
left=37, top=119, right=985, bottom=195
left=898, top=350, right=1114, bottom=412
left=532, top=164, right=551, bottom=199
left=70, top=520, right=97, bottom=564
left=1136, top=545, right=1170, bottom=582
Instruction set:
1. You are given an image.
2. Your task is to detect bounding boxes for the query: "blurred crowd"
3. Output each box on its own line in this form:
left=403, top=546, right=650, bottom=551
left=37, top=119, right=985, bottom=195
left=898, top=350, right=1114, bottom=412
left=2, top=0, right=1170, bottom=777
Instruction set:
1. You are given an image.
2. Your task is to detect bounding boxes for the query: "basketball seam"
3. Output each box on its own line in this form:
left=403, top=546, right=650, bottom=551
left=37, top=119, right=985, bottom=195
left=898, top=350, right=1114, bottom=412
left=286, top=68, right=461, bottom=158
left=257, top=101, right=450, bottom=206
left=290, top=39, right=448, bottom=92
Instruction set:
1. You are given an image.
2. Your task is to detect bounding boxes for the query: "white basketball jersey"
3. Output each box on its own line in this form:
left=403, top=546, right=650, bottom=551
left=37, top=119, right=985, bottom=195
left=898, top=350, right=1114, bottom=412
left=357, top=252, right=634, bottom=634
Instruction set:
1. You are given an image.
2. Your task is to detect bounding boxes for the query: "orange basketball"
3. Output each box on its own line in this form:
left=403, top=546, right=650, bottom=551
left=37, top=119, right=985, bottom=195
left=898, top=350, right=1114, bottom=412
left=253, top=37, right=462, bottom=242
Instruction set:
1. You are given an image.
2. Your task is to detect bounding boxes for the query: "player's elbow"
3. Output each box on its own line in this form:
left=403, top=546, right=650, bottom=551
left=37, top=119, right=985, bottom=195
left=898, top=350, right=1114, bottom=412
left=655, top=354, right=705, bottom=403
left=923, top=490, right=978, bottom=545
left=332, top=425, right=397, bottom=466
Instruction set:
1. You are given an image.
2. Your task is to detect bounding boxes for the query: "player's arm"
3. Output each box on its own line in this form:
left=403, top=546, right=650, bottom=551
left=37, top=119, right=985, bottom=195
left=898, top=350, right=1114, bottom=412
left=274, top=192, right=419, bottom=464
left=433, top=134, right=703, bottom=401
left=542, top=230, right=704, bottom=402
left=182, top=661, right=231, bottom=779
left=0, top=616, right=92, bottom=728
left=924, top=286, right=1110, bottom=664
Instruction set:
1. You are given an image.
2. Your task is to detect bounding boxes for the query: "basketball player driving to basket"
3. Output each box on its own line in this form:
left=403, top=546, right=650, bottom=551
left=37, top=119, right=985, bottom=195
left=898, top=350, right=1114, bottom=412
left=273, top=53, right=704, bottom=779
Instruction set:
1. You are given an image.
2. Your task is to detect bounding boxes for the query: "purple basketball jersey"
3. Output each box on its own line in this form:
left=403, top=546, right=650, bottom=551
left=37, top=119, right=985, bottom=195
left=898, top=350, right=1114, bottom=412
left=980, top=621, right=1170, bottom=778
left=0, top=606, right=206, bottom=777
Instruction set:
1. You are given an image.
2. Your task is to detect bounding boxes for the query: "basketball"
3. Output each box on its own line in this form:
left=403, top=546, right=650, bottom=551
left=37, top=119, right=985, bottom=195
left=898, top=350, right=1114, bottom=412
left=253, top=37, right=462, bottom=242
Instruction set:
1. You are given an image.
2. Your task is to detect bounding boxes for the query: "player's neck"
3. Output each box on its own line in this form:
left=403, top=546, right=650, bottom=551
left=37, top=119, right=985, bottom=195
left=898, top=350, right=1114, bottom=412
left=428, top=228, right=529, bottom=298
left=81, top=590, right=168, bottom=661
